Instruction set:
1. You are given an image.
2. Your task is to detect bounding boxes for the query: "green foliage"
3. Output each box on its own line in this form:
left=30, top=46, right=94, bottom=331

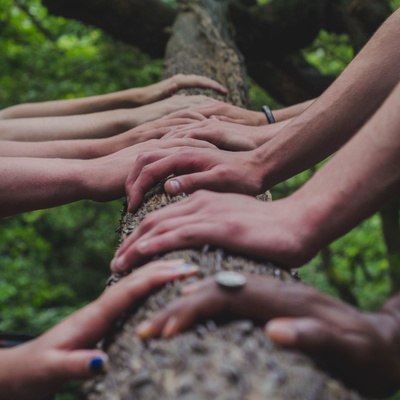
left=1, top=1, right=399, bottom=399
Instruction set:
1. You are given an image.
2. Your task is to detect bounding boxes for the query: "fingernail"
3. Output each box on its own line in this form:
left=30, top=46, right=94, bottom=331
left=111, top=255, right=125, bottom=272
left=137, top=241, right=148, bottom=253
left=182, top=281, right=202, bottom=294
left=162, top=316, right=178, bottom=337
left=265, top=321, right=297, bottom=345
left=173, top=263, right=199, bottom=274
left=167, top=180, right=180, bottom=194
left=89, top=355, right=109, bottom=375
left=136, top=320, right=154, bottom=338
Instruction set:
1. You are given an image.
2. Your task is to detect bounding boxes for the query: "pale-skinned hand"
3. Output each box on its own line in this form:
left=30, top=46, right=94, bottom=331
left=137, top=74, right=227, bottom=104
left=85, top=138, right=217, bottom=203
left=110, top=113, right=208, bottom=151
left=112, top=191, right=314, bottom=273
left=135, top=94, right=218, bottom=126
left=164, top=101, right=267, bottom=126
left=0, top=259, right=198, bottom=400
left=162, top=118, right=284, bottom=151
left=136, top=273, right=400, bottom=398
left=125, top=146, right=268, bottom=213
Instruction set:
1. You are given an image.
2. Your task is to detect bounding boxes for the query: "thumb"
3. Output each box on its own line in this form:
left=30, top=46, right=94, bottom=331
left=52, top=350, right=109, bottom=381
left=165, top=170, right=227, bottom=196
left=265, top=317, right=336, bottom=354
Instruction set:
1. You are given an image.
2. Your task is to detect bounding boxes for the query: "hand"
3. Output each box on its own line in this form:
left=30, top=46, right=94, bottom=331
left=111, top=112, right=208, bottom=151
left=162, top=118, right=281, bottom=151
left=84, top=138, right=217, bottom=202
left=112, top=191, right=314, bottom=273
left=125, top=145, right=268, bottom=213
left=135, top=273, right=400, bottom=398
left=165, top=101, right=267, bottom=126
left=137, top=74, right=227, bottom=104
left=0, top=259, right=199, bottom=400
left=135, top=94, right=217, bottom=126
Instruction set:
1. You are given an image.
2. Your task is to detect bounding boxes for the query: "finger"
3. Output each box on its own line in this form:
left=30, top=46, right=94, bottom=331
left=126, top=148, right=214, bottom=212
left=44, top=260, right=199, bottom=348
left=174, top=75, right=228, bottom=94
left=116, top=222, right=223, bottom=270
left=114, top=198, right=199, bottom=259
left=137, top=281, right=225, bottom=338
left=265, top=317, right=368, bottom=360
left=50, top=350, right=109, bottom=380
left=164, top=169, right=234, bottom=196
left=164, top=110, right=207, bottom=121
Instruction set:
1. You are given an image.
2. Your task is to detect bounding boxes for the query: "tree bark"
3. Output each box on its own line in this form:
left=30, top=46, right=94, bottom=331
left=83, top=2, right=362, bottom=399
left=42, top=0, right=390, bottom=105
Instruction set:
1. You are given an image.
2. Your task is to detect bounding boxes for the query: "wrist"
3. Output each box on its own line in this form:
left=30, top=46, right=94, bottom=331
left=255, top=111, right=269, bottom=126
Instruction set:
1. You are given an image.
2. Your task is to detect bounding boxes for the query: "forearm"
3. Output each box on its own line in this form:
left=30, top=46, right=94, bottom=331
left=0, top=157, right=91, bottom=216
left=272, top=99, right=315, bottom=122
left=290, top=82, right=400, bottom=252
left=0, top=109, right=134, bottom=141
left=0, top=88, right=143, bottom=119
left=0, top=137, right=118, bottom=159
left=258, top=9, right=400, bottom=188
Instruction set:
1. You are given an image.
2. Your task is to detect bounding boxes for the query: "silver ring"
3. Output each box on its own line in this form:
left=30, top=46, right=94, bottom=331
left=215, top=271, right=246, bottom=290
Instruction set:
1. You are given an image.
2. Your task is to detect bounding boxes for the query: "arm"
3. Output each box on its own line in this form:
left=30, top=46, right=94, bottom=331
left=0, top=95, right=215, bottom=141
left=165, top=98, right=314, bottom=126
left=0, top=115, right=207, bottom=159
left=0, top=74, right=227, bottom=119
left=0, top=259, right=198, bottom=400
left=135, top=274, right=400, bottom=398
left=0, top=138, right=215, bottom=217
left=124, top=8, right=400, bottom=208
left=116, top=81, right=400, bottom=272
left=257, top=8, right=400, bottom=189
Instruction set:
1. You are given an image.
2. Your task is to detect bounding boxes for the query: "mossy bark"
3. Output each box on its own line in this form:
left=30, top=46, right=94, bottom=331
left=83, top=2, right=362, bottom=399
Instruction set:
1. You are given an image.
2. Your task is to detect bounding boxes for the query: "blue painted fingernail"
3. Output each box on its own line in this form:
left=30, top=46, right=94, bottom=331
left=89, top=356, right=109, bottom=374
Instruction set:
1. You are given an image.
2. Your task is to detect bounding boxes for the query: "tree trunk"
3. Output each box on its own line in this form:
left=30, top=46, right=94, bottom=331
left=83, top=1, right=362, bottom=399
left=380, top=197, right=400, bottom=295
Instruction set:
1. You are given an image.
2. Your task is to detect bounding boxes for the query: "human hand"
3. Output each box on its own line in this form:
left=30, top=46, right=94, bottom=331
left=165, top=101, right=267, bottom=126
left=125, top=144, right=268, bottom=213
left=112, top=191, right=314, bottom=273
left=162, top=118, right=280, bottom=151
left=136, top=273, right=400, bottom=398
left=84, top=138, right=217, bottom=202
left=0, top=259, right=198, bottom=400
left=137, top=74, right=227, bottom=104
left=136, top=94, right=218, bottom=126
left=111, top=112, right=208, bottom=150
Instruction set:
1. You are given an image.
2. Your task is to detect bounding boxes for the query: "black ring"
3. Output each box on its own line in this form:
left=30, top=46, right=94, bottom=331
left=262, top=105, right=275, bottom=124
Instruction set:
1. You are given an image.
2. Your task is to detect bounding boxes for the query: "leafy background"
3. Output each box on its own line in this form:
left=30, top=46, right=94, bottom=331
left=0, top=0, right=399, bottom=398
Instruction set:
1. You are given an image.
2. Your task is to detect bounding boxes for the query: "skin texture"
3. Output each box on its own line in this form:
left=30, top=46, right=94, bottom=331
left=115, top=81, right=400, bottom=277
left=161, top=117, right=288, bottom=151
left=0, top=259, right=199, bottom=400
left=124, top=9, right=400, bottom=208
left=0, top=138, right=215, bottom=217
left=0, top=95, right=216, bottom=142
left=135, top=274, right=400, bottom=398
left=0, top=74, right=227, bottom=119
left=162, top=98, right=313, bottom=125
left=0, top=115, right=206, bottom=159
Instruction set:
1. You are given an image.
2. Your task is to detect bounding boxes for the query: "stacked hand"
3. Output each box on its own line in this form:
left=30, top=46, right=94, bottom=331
left=0, top=260, right=198, bottom=400
left=136, top=273, right=400, bottom=398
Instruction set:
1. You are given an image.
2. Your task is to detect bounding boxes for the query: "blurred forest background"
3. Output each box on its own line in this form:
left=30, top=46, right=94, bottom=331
left=0, top=0, right=399, bottom=398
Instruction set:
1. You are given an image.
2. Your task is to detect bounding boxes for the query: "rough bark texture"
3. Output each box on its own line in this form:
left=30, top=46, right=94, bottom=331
left=82, top=2, right=363, bottom=399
